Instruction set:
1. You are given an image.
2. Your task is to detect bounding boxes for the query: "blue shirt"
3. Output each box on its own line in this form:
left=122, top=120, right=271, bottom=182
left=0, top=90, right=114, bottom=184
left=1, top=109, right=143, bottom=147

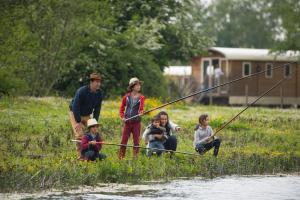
left=70, top=85, right=103, bottom=123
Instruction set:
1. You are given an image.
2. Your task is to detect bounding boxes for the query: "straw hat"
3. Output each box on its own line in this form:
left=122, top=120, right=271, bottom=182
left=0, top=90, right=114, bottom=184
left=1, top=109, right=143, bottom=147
left=87, top=118, right=99, bottom=128
left=128, top=77, right=143, bottom=87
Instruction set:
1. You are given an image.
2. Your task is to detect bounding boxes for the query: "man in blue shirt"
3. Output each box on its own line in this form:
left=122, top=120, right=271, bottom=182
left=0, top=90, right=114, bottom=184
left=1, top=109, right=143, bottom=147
left=69, top=72, right=103, bottom=158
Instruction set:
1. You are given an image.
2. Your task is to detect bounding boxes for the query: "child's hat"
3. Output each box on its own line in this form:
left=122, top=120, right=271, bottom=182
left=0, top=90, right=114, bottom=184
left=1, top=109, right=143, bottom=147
left=128, top=77, right=143, bottom=86
left=87, top=118, right=99, bottom=128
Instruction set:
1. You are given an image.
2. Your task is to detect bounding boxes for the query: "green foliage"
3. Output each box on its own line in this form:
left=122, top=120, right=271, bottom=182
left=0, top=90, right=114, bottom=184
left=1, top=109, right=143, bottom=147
left=0, top=0, right=212, bottom=97
left=0, top=0, right=88, bottom=96
left=205, top=0, right=277, bottom=48
left=1, top=0, right=299, bottom=97
left=0, top=97, right=299, bottom=192
left=201, top=0, right=300, bottom=53
left=0, top=68, right=29, bottom=96
left=269, top=0, right=300, bottom=52
left=153, top=0, right=214, bottom=66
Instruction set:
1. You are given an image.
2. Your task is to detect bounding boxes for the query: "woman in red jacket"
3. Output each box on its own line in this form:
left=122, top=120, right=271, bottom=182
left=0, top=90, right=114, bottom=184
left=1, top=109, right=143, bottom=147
left=119, top=77, right=145, bottom=159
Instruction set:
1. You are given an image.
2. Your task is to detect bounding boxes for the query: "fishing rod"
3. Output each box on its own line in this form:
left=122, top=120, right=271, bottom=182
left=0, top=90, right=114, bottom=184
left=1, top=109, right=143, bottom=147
left=71, top=140, right=200, bottom=156
left=125, top=61, right=296, bottom=121
left=211, top=78, right=285, bottom=138
left=72, top=79, right=284, bottom=157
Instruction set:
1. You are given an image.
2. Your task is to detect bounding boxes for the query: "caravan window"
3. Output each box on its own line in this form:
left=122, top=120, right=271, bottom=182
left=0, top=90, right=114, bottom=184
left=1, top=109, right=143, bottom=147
left=284, top=64, right=291, bottom=78
left=243, top=62, right=251, bottom=77
left=265, top=63, right=273, bottom=78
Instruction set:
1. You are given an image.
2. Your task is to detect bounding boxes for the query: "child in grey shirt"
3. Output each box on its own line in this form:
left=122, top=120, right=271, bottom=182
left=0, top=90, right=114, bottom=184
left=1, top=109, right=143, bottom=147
left=194, top=114, right=221, bottom=156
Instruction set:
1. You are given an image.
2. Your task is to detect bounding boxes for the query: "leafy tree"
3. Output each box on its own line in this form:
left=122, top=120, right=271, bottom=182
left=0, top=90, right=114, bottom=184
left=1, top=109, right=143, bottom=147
left=205, top=0, right=278, bottom=48
left=0, top=1, right=29, bottom=95
left=155, top=0, right=214, bottom=67
left=56, top=0, right=212, bottom=97
left=0, top=0, right=213, bottom=97
left=269, top=0, right=300, bottom=52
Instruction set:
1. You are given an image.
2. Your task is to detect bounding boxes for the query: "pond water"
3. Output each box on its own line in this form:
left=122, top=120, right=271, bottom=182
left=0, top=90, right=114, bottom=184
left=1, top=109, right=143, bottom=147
left=2, top=175, right=300, bottom=200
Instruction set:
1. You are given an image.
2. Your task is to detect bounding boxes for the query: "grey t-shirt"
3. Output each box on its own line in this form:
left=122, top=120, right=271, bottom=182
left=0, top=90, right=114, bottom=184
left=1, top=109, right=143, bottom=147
left=193, top=125, right=213, bottom=147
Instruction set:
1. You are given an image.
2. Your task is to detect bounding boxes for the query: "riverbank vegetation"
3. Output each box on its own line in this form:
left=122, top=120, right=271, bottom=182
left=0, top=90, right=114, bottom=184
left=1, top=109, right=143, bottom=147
left=0, top=97, right=299, bottom=192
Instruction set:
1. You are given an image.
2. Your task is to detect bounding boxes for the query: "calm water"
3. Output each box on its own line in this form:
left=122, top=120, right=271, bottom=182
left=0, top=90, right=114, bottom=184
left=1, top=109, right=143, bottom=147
left=2, top=175, right=300, bottom=200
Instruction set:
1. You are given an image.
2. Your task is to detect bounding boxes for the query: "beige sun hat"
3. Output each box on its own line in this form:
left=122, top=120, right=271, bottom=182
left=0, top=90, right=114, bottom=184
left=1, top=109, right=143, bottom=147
left=87, top=118, right=99, bottom=128
left=128, top=77, right=143, bottom=86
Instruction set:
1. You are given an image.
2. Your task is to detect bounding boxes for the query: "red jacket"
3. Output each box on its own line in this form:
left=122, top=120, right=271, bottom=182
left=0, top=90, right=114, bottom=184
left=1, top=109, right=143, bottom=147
left=81, top=132, right=103, bottom=152
left=119, top=93, right=145, bottom=122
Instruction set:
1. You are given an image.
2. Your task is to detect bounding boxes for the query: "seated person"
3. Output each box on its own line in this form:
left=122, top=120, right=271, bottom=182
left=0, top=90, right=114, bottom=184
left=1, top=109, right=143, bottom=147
left=142, top=115, right=167, bottom=156
left=81, top=118, right=106, bottom=161
left=157, top=111, right=181, bottom=152
left=194, top=114, right=221, bottom=157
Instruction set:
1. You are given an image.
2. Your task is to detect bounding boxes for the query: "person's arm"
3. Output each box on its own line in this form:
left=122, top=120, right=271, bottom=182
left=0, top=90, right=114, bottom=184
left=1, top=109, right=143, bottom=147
left=95, top=135, right=103, bottom=152
left=194, top=129, right=209, bottom=145
left=194, top=131, right=200, bottom=147
left=158, top=126, right=166, bottom=132
left=154, top=127, right=166, bottom=140
left=142, top=125, right=151, bottom=143
left=72, top=89, right=83, bottom=123
left=206, top=126, right=215, bottom=142
left=169, top=120, right=181, bottom=132
left=199, top=134, right=211, bottom=144
left=119, top=95, right=127, bottom=120
left=154, top=133, right=163, bottom=139
left=200, top=137, right=211, bottom=144
left=93, top=94, right=102, bottom=121
left=81, top=135, right=89, bottom=151
left=138, top=95, right=145, bottom=114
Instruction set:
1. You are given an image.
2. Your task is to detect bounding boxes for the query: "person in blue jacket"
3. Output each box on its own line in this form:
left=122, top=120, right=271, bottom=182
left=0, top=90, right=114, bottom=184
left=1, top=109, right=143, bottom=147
left=69, top=72, right=103, bottom=158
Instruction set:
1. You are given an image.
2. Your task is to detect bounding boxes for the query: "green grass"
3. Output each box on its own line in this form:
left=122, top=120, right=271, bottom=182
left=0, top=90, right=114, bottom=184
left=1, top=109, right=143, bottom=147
left=0, top=96, right=299, bottom=192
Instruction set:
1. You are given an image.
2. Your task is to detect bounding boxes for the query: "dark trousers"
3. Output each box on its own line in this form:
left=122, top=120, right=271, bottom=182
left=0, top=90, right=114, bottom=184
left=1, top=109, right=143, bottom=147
left=82, top=150, right=106, bottom=161
left=163, top=135, right=177, bottom=151
left=195, top=138, right=221, bottom=156
left=119, top=121, right=141, bottom=159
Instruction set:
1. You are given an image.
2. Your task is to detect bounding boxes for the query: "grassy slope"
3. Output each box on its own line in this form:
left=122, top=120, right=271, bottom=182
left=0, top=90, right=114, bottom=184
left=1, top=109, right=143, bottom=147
left=0, top=96, right=299, bottom=192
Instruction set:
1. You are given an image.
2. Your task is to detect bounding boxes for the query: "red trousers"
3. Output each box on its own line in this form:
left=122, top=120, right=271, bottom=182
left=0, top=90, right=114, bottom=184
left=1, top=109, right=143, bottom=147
left=118, top=121, right=141, bottom=159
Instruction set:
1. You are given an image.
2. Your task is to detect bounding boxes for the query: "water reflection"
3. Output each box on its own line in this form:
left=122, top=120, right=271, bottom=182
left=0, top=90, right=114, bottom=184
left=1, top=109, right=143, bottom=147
left=2, top=175, right=300, bottom=200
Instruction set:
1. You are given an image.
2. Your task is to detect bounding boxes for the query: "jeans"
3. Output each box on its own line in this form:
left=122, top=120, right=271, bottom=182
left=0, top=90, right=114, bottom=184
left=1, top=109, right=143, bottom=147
left=147, top=141, right=165, bottom=156
left=195, top=138, right=221, bottom=156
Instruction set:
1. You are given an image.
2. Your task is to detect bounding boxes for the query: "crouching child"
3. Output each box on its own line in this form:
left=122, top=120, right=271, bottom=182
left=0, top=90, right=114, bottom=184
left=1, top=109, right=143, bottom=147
left=143, top=115, right=167, bottom=156
left=194, top=114, right=221, bottom=157
left=81, top=118, right=107, bottom=161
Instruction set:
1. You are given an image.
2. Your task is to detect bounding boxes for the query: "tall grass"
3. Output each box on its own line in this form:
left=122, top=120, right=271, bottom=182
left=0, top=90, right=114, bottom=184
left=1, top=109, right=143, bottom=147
left=0, top=97, right=299, bottom=192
